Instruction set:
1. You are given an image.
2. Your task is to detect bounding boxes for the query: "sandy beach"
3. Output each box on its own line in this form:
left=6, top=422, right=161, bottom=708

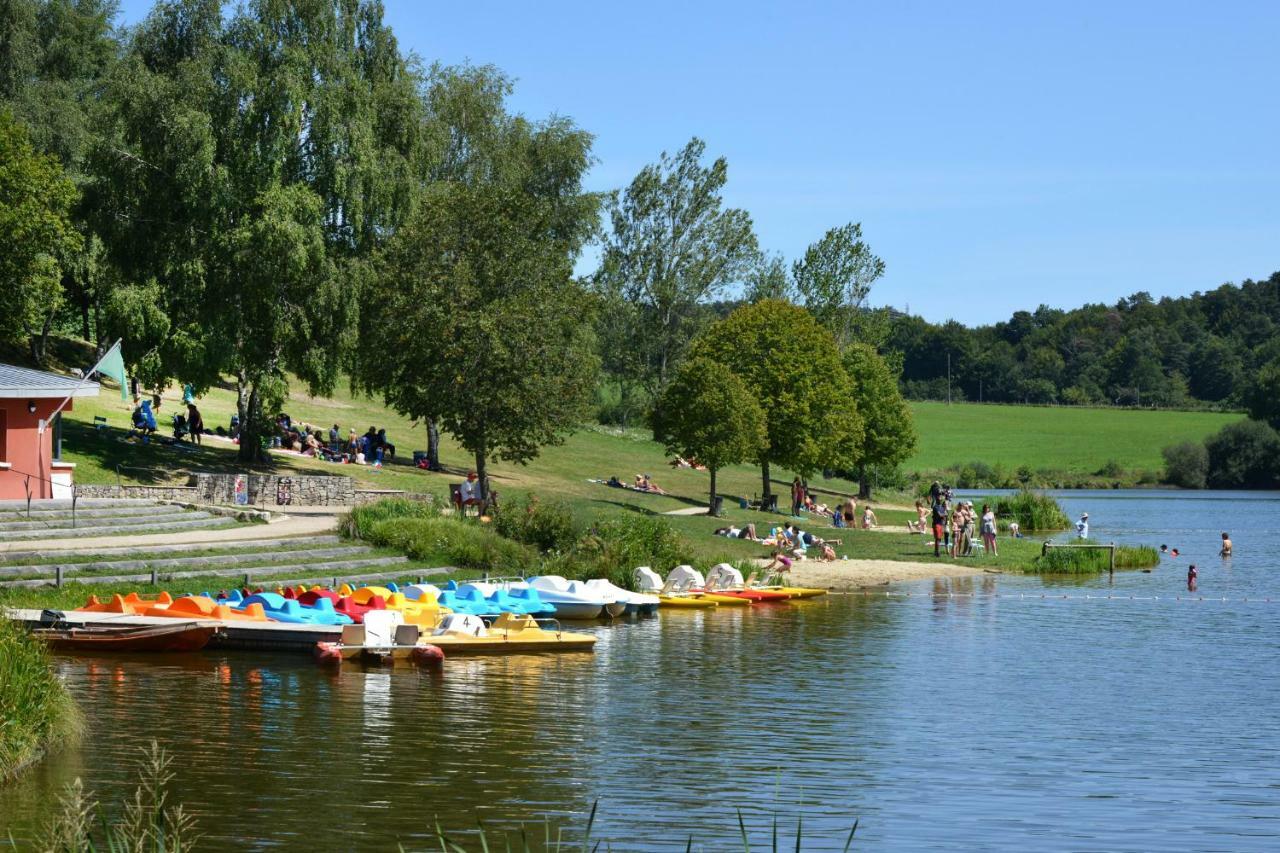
left=764, top=557, right=986, bottom=590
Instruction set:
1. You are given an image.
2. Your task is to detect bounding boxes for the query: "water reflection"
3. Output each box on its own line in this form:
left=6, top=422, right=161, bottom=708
left=3, top=492, right=1279, bottom=850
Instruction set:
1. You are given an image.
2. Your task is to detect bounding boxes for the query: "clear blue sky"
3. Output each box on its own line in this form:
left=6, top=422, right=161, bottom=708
left=115, top=0, right=1279, bottom=324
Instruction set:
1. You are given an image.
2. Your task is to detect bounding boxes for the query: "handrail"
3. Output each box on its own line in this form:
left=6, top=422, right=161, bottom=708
left=1, top=465, right=77, bottom=526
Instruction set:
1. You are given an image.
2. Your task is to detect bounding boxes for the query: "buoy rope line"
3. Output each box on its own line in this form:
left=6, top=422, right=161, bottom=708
left=827, top=591, right=1277, bottom=604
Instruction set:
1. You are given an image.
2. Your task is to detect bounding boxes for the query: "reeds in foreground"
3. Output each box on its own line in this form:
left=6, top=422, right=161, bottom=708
left=0, top=618, right=81, bottom=781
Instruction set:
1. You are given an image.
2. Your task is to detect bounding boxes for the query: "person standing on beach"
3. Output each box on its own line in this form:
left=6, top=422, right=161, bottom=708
left=980, top=504, right=999, bottom=557
left=791, top=478, right=804, bottom=516
left=931, top=497, right=948, bottom=557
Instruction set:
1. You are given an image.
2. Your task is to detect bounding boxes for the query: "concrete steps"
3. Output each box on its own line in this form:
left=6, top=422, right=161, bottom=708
left=0, top=509, right=212, bottom=532
left=0, top=545, right=378, bottom=578
left=0, top=535, right=343, bottom=562
left=0, top=515, right=238, bottom=541
left=0, top=555, right=410, bottom=588
left=0, top=504, right=188, bottom=521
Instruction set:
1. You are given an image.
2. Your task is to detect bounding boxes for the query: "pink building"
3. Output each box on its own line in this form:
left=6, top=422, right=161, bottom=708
left=0, top=363, right=99, bottom=500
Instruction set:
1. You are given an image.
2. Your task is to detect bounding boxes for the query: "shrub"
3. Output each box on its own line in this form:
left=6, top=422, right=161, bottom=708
left=0, top=619, right=80, bottom=781
left=983, top=488, right=1070, bottom=531
left=343, top=496, right=439, bottom=539
left=1161, top=441, right=1209, bottom=488
left=1096, top=459, right=1125, bottom=479
left=553, top=515, right=692, bottom=589
left=1205, top=420, right=1280, bottom=488
left=494, top=494, right=580, bottom=553
left=368, top=517, right=536, bottom=573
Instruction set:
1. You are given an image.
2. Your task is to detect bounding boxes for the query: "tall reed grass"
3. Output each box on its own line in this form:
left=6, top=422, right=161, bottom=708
left=984, top=489, right=1070, bottom=531
left=0, top=618, right=80, bottom=781
left=1031, top=544, right=1159, bottom=573
left=26, top=740, right=200, bottom=852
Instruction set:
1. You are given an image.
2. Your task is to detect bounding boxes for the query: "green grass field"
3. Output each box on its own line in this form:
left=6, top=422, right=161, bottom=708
left=906, top=402, right=1240, bottom=474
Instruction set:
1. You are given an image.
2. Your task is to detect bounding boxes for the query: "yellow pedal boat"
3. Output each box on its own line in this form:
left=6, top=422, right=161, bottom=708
left=657, top=593, right=719, bottom=608
left=325, top=612, right=596, bottom=662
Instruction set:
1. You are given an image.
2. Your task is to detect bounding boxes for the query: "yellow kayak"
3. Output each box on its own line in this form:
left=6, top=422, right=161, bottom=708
left=658, top=593, right=719, bottom=608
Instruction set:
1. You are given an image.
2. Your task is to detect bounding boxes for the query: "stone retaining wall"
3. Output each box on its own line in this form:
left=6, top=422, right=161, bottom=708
left=76, top=476, right=432, bottom=507
left=74, top=484, right=199, bottom=501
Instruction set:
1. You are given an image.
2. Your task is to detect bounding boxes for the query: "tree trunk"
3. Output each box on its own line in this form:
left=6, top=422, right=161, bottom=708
left=709, top=466, right=718, bottom=516
left=236, top=379, right=266, bottom=464
left=426, top=418, right=440, bottom=470
left=761, top=459, right=772, bottom=501
left=858, top=464, right=872, bottom=499
left=92, top=297, right=102, bottom=348
left=474, top=447, right=488, bottom=501
left=79, top=291, right=91, bottom=341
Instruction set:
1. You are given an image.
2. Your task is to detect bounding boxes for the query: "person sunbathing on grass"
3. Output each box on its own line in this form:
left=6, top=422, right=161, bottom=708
left=634, top=474, right=667, bottom=494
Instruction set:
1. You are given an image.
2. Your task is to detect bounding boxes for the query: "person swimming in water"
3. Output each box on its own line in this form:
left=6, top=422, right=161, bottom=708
left=1220, top=532, right=1232, bottom=557
left=1160, top=544, right=1168, bottom=555
left=1187, top=564, right=1198, bottom=591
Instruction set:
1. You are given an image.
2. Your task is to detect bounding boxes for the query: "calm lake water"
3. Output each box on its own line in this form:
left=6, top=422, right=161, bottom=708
left=4, top=490, right=1279, bottom=850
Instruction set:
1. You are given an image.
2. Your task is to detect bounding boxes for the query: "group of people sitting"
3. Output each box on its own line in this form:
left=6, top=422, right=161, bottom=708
left=270, top=416, right=394, bottom=467
left=788, top=479, right=880, bottom=530
left=129, top=395, right=207, bottom=447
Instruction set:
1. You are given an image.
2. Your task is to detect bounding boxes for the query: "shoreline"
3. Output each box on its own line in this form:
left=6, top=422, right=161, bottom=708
left=773, top=557, right=987, bottom=590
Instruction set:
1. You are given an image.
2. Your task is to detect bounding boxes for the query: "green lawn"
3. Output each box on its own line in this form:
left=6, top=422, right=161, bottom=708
left=907, top=402, right=1240, bottom=474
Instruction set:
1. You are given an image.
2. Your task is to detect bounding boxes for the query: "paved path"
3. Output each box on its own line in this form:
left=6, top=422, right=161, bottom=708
left=0, top=512, right=340, bottom=554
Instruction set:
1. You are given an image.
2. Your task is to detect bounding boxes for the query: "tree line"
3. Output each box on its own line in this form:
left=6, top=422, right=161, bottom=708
left=0, top=0, right=915, bottom=508
left=889, top=274, right=1280, bottom=408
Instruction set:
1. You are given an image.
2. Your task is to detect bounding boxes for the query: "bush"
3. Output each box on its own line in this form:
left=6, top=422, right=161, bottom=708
left=367, top=517, right=537, bottom=573
left=1205, top=420, right=1280, bottom=488
left=494, top=494, right=580, bottom=553
left=986, top=488, right=1070, bottom=531
left=1, top=619, right=80, bottom=780
left=1161, top=441, right=1209, bottom=488
left=343, top=496, right=439, bottom=539
left=1096, top=459, right=1125, bottom=479
left=553, top=515, right=692, bottom=589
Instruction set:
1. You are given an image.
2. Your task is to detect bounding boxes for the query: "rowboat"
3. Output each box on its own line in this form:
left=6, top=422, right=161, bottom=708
left=33, top=622, right=218, bottom=652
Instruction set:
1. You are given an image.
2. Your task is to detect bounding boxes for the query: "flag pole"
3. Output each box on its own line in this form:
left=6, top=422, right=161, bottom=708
left=38, top=339, right=124, bottom=436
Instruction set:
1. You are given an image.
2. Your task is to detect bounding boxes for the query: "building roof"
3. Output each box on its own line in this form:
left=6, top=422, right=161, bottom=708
left=0, top=362, right=101, bottom=399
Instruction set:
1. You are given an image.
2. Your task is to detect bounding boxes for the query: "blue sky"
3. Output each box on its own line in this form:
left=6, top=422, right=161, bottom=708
left=115, top=1, right=1279, bottom=324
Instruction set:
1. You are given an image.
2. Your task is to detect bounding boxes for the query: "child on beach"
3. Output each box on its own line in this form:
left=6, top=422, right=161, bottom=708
left=764, top=551, right=794, bottom=574
left=980, top=504, right=999, bottom=557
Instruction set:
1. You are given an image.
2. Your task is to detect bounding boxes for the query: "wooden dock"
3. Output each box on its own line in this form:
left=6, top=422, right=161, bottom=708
left=8, top=608, right=339, bottom=653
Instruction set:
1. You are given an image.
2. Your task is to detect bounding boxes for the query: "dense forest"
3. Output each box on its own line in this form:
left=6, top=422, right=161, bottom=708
left=888, top=274, right=1280, bottom=408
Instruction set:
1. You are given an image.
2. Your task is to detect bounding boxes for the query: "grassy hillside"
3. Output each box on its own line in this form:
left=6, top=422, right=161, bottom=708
left=907, top=402, right=1240, bottom=475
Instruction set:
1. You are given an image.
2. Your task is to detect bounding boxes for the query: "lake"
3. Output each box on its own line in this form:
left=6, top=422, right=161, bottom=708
left=3, top=490, right=1279, bottom=850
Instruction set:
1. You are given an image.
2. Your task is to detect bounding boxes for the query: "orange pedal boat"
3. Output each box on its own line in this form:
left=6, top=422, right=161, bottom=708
left=79, top=592, right=175, bottom=615
left=145, top=595, right=268, bottom=622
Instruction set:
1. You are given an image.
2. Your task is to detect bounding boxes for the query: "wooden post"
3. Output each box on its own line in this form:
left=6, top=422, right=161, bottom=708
left=150, top=566, right=158, bottom=585
left=1041, top=541, right=1050, bottom=556
left=55, top=565, right=63, bottom=588
left=1109, top=542, right=1116, bottom=575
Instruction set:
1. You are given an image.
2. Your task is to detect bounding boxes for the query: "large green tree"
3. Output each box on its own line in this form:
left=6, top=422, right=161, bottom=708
left=0, top=109, right=81, bottom=357
left=686, top=300, right=862, bottom=502
left=653, top=357, right=766, bottom=514
left=88, top=0, right=422, bottom=459
left=594, top=137, right=757, bottom=393
left=359, top=66, right=600, bottom=496
left=1243, top=355, right=1280, bottom=430
left=792, top=222, right=885, bottom=350
left=842, top=343, right=916, bottom=498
